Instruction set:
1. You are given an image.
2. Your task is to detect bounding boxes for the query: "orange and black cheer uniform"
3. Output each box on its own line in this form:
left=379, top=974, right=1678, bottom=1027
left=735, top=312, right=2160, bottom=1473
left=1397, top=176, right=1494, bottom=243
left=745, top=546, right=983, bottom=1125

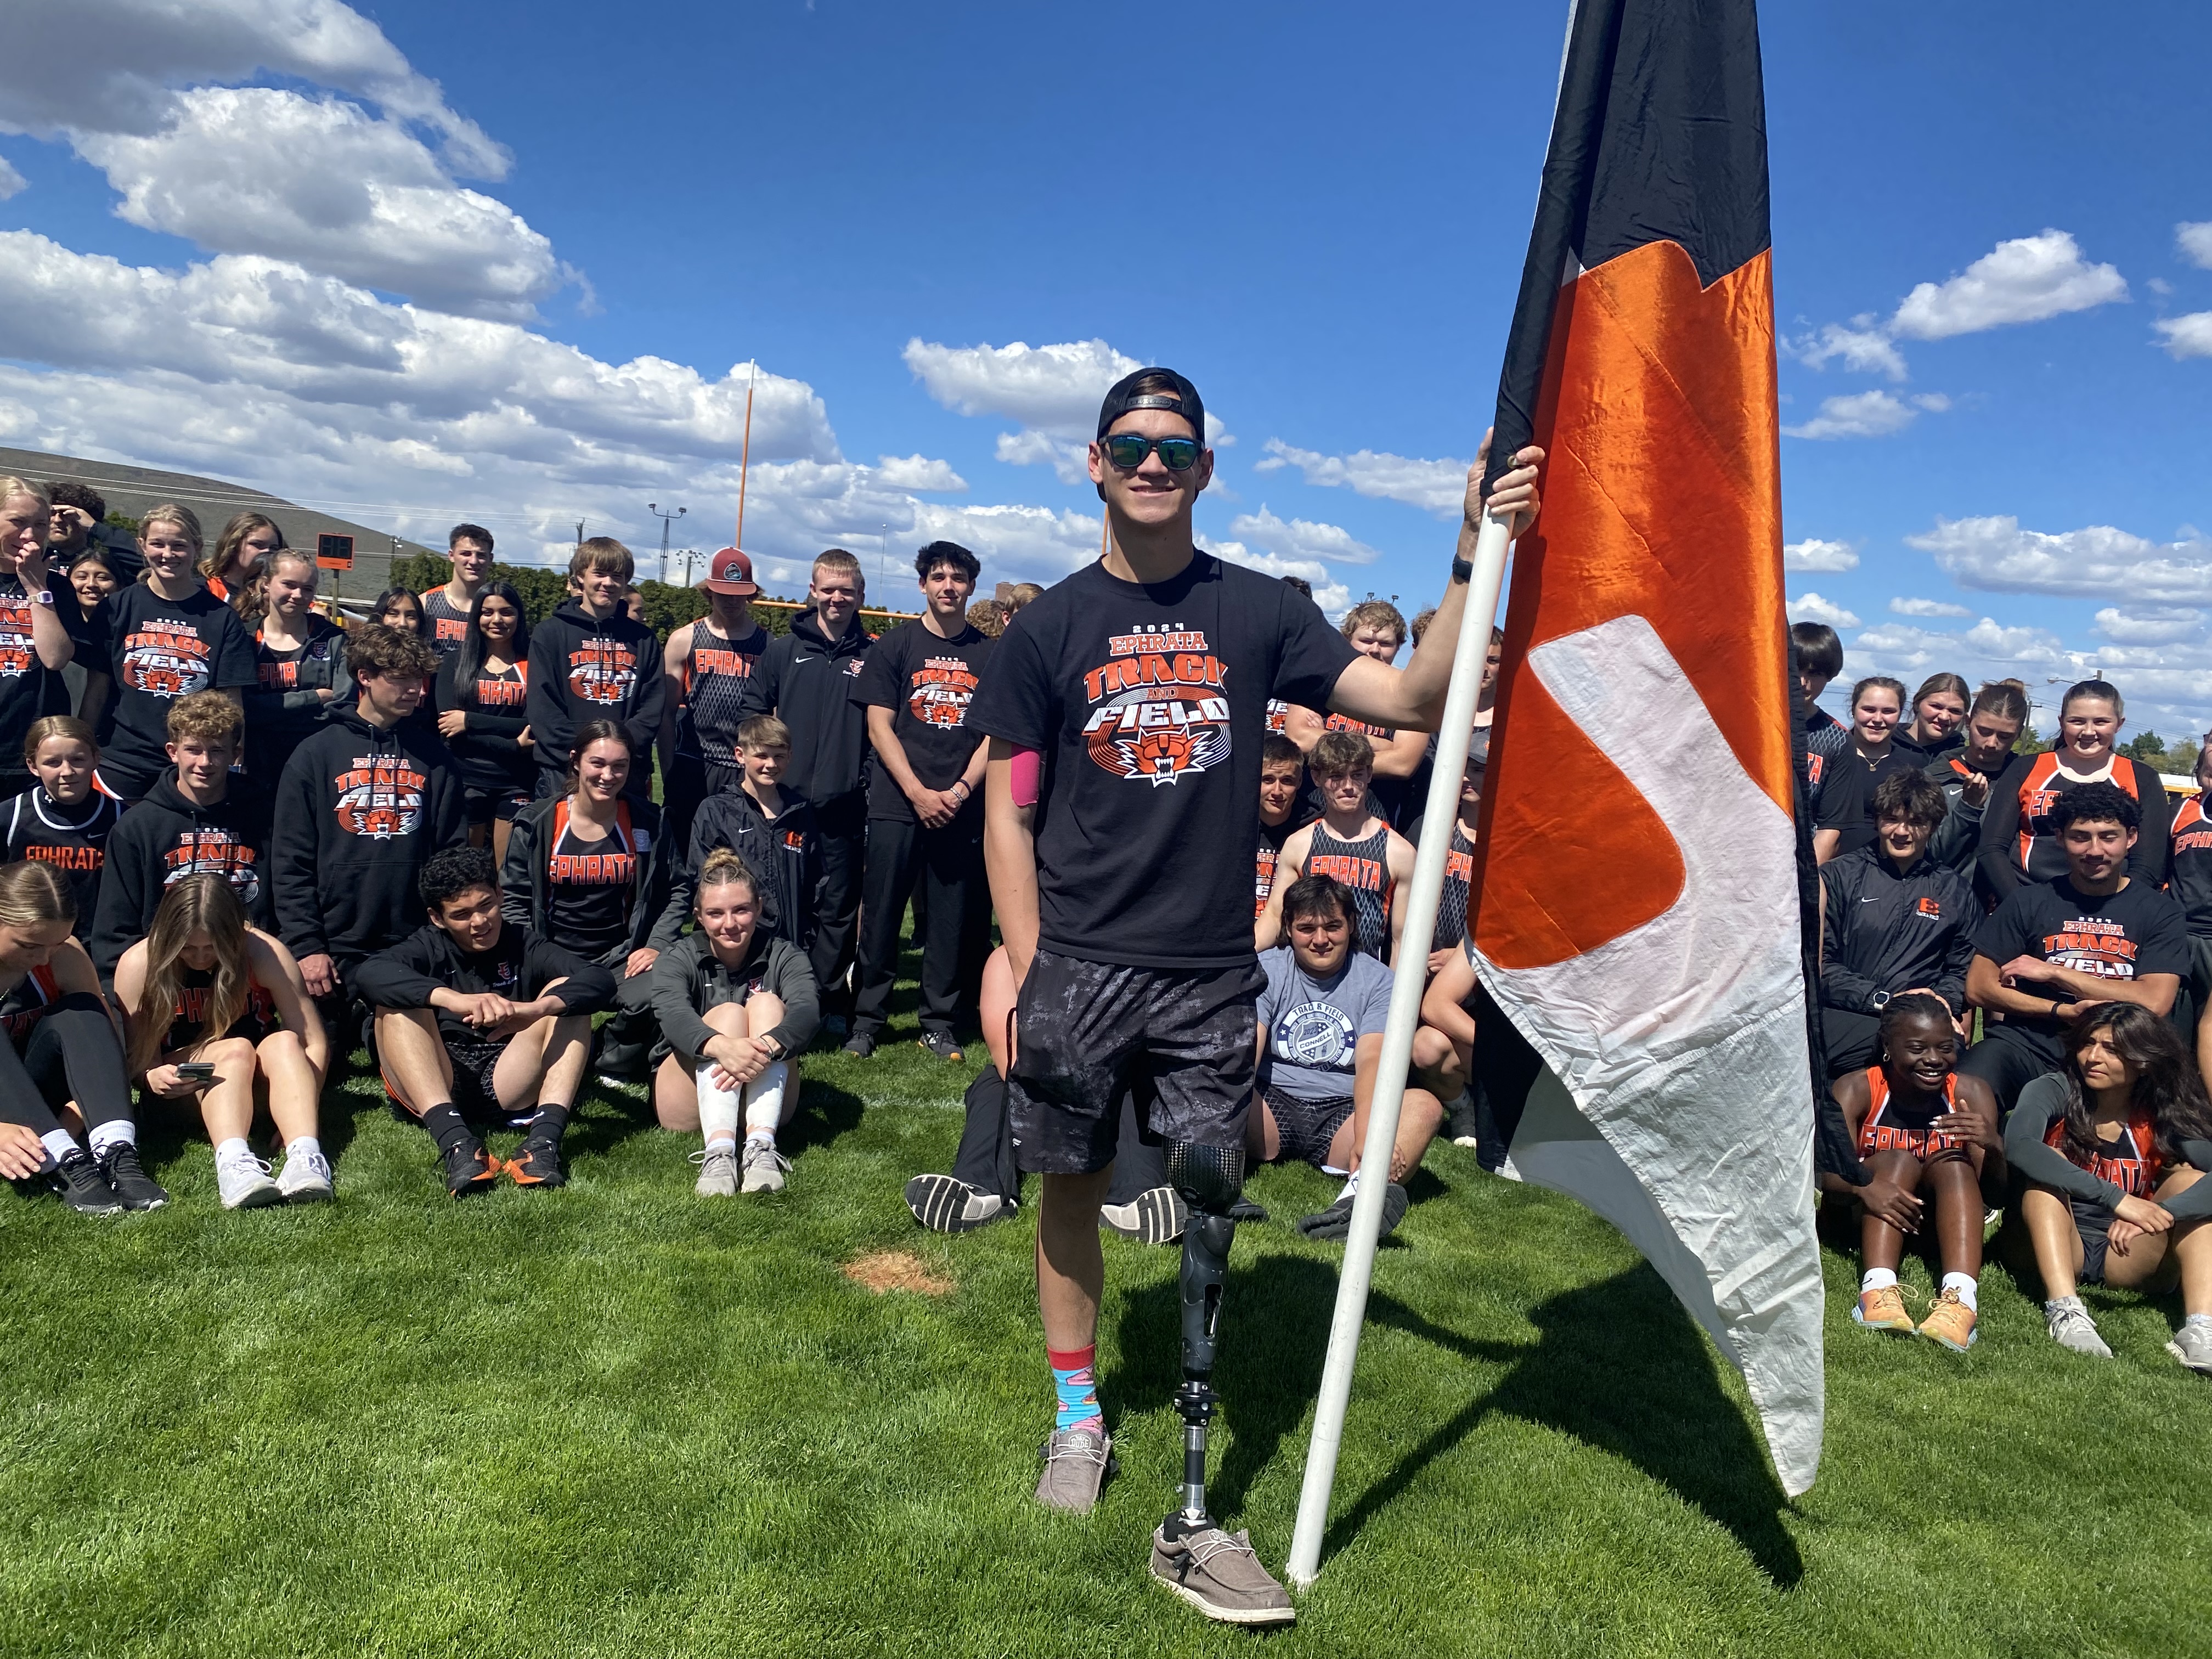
left=1978, top=751, right=2173, bottom=900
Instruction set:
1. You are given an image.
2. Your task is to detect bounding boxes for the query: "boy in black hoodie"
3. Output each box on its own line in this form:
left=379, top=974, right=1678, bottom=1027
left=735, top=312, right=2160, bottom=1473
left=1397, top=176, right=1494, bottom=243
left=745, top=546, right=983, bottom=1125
left=656, top=715, right=820, bottom=952
left=736, top=548, right=872, bottom=1021
left=270, top=624, right=467, bottom=1032
left=525, top=537, right=665, bottom=804
left=89, top=691, right=273, bottom=981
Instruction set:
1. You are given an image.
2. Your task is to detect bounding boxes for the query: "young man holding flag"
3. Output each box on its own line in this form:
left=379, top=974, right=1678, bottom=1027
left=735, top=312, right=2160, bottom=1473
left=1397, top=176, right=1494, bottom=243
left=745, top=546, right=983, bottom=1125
left=972, top=364, right=1538, bottom=1625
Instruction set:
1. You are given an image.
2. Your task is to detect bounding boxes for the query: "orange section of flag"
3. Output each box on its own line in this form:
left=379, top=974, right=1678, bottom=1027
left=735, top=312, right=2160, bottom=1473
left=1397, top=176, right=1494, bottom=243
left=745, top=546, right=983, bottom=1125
left=1474, top=240, right=1788, bottom=973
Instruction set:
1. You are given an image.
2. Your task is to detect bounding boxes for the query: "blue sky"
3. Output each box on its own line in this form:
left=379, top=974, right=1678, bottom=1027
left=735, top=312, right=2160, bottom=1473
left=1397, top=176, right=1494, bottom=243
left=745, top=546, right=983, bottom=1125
left=3, top=1, right=2209, bottom=735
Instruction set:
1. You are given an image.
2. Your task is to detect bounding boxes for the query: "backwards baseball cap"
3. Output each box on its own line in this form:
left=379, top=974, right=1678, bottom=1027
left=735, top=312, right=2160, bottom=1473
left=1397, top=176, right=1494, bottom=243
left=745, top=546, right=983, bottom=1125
left=1096, top=367, right=1207, bottom=442
left=702, top=546, right=760, bottom=597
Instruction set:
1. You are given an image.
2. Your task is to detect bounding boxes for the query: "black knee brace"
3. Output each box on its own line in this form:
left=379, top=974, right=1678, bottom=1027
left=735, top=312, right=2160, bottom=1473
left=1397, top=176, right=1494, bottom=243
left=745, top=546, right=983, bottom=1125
left=1163, top=1139, right=1246, bottom=1525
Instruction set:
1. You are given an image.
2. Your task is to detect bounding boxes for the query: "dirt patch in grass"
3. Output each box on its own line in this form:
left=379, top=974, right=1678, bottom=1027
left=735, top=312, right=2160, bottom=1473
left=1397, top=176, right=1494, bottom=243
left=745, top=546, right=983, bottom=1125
left=843, top=1251, right=953, bottom=1296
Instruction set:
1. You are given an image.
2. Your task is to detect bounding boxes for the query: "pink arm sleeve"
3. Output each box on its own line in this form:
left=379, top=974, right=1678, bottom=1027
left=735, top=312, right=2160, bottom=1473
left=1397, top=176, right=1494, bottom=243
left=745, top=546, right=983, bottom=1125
left=1009, top=746, right=1041, bottom=808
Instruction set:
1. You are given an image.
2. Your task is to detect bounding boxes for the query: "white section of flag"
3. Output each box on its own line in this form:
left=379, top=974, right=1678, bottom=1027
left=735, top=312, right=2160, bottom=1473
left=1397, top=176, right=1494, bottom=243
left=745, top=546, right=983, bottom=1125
left=1479, top=613, right=1825, bottom=1495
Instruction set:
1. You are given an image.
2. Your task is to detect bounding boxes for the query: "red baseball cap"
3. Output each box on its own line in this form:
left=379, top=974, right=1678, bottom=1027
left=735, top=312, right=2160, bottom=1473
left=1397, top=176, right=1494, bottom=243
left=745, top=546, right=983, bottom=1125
left=702, top=546, right=760, bottom=596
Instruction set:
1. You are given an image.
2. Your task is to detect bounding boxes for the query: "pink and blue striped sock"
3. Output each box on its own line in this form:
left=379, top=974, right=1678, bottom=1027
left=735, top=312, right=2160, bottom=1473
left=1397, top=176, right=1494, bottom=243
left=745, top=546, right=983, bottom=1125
left=1048, top=1344, right=1102, bottom=1435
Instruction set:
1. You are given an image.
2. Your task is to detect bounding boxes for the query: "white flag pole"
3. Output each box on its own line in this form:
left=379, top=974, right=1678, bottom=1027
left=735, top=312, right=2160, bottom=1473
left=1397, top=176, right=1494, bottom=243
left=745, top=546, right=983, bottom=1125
left=1285, top=500, right=1516, bottom=1590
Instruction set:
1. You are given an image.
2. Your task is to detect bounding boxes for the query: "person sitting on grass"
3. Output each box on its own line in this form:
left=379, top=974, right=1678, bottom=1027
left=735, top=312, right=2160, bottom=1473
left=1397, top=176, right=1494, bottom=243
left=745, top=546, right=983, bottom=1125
left=1998, top=1002, right=2212, bottom=1375
left=355, top=846, right=611, bottom=1197
left=646, top=849, right=818, bottom=1199
left=3, top=715, right=121, bottom=932
left=1252, top=873, right=1443, bottom=1243
left=1825, top=994, right=2004, bottom=1351
left=114, top=874, right=329, bottom=1209
left=500, top=718, right=671, bottom=1080
left=662, top=715, right=819, bottom=955
left=1257, top=730, right=1415, bottom=962
left=0, top=860, right=165, bottom=1214
left=903, top=944, right=1189, bottom=1243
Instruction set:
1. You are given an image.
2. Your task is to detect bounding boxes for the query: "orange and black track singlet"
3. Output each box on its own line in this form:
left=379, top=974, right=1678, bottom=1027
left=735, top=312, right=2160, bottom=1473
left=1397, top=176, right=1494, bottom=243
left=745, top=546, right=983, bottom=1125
left=1431, top=823, right=1477, bottom=954
left=546, top=798, right=645, bottom=958
left=1306, top=821, right=1394, bottom=961
left=1256, top=818, right=1295, bottom=919
left=2011, top=752, right=2143, bottom=885
left=163, top=964, right=280, bottom=1052
left=420, top=587, right=472, bottom=657
left=676, top=622, right=769, bottom=772
left=3, top=786, right=120, bottom=924
left=0, top=963, right=63, bottom=1048
left=1857, top=1066, right=1962, bottom=1160
left=2171, top=793, right=2212, bottom=933
left=2047, top=1109, right=2164, bottom=1198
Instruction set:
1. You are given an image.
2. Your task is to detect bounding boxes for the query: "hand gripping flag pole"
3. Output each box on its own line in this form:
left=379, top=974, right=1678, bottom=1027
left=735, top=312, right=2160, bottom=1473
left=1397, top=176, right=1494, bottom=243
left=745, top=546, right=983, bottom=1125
left=1286, top=496, right=1514, bottom=1590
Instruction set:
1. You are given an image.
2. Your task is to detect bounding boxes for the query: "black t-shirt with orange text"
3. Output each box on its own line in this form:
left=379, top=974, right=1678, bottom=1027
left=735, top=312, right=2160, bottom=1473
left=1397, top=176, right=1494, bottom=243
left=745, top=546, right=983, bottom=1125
left=970, top=555, right=1356, bottom=970
left=1974, top=875, right=2190, bottom=1061
left=0, top=576, right=70, bottom=775
left=97, top=584, right=257, bottom=780
left=851, top=619, right=992, bottom=823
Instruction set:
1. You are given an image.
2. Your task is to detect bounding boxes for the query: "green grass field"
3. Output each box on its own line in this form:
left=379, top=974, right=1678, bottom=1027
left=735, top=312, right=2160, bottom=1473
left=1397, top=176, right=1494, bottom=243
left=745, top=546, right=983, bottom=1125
left=5, top=962, right=2210, bottom=1659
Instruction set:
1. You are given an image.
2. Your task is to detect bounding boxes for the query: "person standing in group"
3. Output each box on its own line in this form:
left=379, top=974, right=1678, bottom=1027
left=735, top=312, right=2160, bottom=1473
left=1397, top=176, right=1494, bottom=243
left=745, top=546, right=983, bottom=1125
left=526, top=538, right=665, bottom=804
left=239, top=549, right=351, bottom=783
left=270, top=624, right=468, bottom=1041
left=1256, top=730, right=1417, bottom=963
left=847, top=540, right=994, bottom=1062
left=421, top=524, right=496, bottom=657
left=77, top=503, right=256, bottom=805
left=88, top=692, right=274, bottom=984
left=658, top=547, right=769, bottom=859
left=1980, top=678, right=2174, bottom=898
left=201, top=512, right=284, bottom=607
left=3, top=716, right=120, bottom=932
left=0, top=479, right=80, bottom=802
left=0, top=860, right=165, bottom=1214
left=737, top=548, right=873, bottom=1031
left=970, top=361, right=1541, bottom=1623
left=1813, top=675, right=1917, bottom=864
left=1317, top=601, right=1429, bottom=826
left=1892, top=672, right=1968, bottom=766
left=433, top=582, right=535, bottom=862
left=44, top=480, right=143, bottom=586
left=1792, top=622, right=1847, bottom=816
left=1252, top=732, right=1308, bottom=932
left=114, top=874, right=330, bottom=1208
left=1963, top=782, right=2190, bottom=1114
left=1926, top=679, right=2029, bottom=885
left=663, top=716, right=819, bottom=955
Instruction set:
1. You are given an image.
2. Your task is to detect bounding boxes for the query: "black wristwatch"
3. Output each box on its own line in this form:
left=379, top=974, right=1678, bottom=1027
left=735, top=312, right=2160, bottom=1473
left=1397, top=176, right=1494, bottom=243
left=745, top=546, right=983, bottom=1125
left=1451, top=556, right=1474, bottom=584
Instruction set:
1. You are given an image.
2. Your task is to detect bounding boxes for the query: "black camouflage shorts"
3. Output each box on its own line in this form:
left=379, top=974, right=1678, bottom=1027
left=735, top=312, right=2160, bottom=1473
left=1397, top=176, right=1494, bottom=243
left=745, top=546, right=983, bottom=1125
left=1007, top=948, right=1265, bottom=1176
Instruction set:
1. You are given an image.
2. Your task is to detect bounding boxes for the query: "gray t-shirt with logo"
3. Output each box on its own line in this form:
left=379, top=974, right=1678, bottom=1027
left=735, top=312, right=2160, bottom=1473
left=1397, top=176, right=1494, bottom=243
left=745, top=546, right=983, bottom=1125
left=1257, top=944, right=1394, bottom=1102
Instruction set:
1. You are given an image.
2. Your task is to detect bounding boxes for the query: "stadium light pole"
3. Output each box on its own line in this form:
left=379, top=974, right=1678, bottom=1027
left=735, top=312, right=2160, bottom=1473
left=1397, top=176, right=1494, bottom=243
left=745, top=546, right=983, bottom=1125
left=1285, top=498, right=1517, bottom=1591
left=648, top=503, right=686, bottom=584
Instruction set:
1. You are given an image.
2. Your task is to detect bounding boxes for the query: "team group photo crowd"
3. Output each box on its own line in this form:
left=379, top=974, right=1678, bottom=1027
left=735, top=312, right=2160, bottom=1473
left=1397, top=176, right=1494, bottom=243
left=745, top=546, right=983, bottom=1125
left=2, top=358, right=2209, bottom=1624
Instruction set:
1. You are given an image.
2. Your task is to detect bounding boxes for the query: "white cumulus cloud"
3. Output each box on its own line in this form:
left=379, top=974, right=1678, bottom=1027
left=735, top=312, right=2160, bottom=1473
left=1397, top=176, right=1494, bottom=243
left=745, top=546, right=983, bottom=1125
left=0, top=154, right=23, bottom=200
left=872, top=455, right=967, bottom=493
left=1252, top=438, right=1468, bottom=516
left=1198, top=538, right=1352, bottom=616
left=1790, top=318, right=1908, bottom=380
left=1889, top=596, right=1975, bottom=618
left=903, top=338, right=1141, bottom=439
left=2094, top=606, right=2205, bottom=646
left=1889, top=229, right=2127, bottom=341
left=1787, top=593, right=1860, bottom=628
left=1909, top=515, right=2212, bottom=603
left=1783, top=390, right=1920, bottom=441
left=2179, top=222, right=2212, bottom=270
left=2155, top=313, right=2212, bottom=360
left=1224, top=505, right=1381, bottom=567
left=1784, top=538, right=1859, bottom=572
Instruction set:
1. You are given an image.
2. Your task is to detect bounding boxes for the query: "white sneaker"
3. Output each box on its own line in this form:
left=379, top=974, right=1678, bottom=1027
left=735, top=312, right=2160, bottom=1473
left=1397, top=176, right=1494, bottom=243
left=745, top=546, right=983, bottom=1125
left=2046, top=1297, right=2112, bottom=1358
left=692, top=1143, right=738, bottom=1198
left=216, top=1147, right=283, bottom=1210
left=740, top=1138, right=789, bottom=1194
left=2166, top=1322, right=2212, bottom=1376
left=276, top=1145, right=334, bottom=1203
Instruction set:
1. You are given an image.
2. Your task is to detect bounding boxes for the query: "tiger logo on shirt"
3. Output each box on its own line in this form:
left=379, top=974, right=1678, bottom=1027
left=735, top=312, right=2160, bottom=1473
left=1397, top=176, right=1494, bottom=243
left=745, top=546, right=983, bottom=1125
left=909, top=656, right=980, bottom=730
left=1080, top=623, right=1232, bottom=786
left=0, top=598, right=34, bottom=678
left=121, top=622, right=213, bottom=698
left=332, top=755, right=428, bottom=839
left=566, top=639, right=639, bottom=706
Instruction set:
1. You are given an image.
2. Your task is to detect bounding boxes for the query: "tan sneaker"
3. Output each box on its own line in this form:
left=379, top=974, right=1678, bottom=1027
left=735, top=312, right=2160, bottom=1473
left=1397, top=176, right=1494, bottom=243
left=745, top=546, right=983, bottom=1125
left=1149, top=1520, right=1296, bottom=1626
left=1033, top=1424, right=1114, bottom=1513
left=740, top=1139, right=789, bottom=1194
left=1853, top=1284, right=1914, bottom=1334
left=692, top=1144, right=738, bottom=1198
left=1917, top=1288, right=1978, bottom=1351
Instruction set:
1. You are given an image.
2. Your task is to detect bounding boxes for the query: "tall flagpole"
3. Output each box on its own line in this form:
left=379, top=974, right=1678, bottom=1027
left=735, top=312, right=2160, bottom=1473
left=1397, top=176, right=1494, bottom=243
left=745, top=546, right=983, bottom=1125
left=1285, top=496, right=1517, bottom=1590
left=734, top=361, right=757, bottom=549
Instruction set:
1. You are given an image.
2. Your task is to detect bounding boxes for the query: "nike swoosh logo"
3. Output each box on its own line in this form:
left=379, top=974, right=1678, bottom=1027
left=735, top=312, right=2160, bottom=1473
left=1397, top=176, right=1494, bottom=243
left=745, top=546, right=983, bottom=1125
left=1861, top=897, right=1879, bottom=903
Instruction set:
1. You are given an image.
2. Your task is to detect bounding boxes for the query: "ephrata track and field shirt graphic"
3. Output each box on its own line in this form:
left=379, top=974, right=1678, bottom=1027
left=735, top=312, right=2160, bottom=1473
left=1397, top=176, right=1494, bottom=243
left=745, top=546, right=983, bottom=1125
left=2035, top=912, right=2143, bottom=979
left=331, top=752, right=428, bottom=839
left=909, top=653, right=980, bottom=729
left=566, top=636, right=640, bottom=706
left=1081, top=622, right=1233, bottom=786
left=121, top=618, right=213, bottom=697
left=0, top=592, right=35, bottom=678
left=162, top=831, right=262, bottom=906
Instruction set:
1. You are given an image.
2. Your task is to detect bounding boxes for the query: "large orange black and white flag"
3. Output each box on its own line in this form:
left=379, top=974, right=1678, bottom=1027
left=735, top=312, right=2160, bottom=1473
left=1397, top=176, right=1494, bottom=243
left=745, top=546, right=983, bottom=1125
left=1470, top=0, right=1823, bottom=1492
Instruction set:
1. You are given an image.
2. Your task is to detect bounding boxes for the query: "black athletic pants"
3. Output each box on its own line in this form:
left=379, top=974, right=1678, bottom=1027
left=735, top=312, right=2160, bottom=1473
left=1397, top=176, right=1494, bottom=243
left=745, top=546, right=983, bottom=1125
left=951, top=1066, right=1167, bottom=1204
left=1958, top=1028, right=2057, bottom=1120
left=0, top=1000, right=136, bottom=1139
left=1822, top=1008, right=1883, bottom=1080
left=809, top=789, right=867, bottom=1017
left=853, top=810, right=987, bottom=1039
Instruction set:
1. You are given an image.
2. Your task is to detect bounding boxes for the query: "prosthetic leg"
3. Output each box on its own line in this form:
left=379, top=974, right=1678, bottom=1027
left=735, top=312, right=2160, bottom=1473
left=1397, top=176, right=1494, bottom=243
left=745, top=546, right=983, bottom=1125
left=1162, top=1138, right=1244, bottom=1530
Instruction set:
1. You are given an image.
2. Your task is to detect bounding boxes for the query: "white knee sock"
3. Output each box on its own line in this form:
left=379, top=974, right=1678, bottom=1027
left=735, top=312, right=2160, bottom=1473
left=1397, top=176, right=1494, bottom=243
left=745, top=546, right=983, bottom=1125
left=1942, top=1271, right=1978, bottom=1311
left=698, top=1068, right=741, bottom=1149
left=744, top=1061, right=788, bottom=1144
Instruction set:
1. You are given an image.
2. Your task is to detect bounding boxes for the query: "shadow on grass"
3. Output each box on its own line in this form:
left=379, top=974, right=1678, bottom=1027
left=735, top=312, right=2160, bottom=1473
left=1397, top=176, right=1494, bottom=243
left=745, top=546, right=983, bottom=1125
left=1321, top=1266, right=1804, bottom=1588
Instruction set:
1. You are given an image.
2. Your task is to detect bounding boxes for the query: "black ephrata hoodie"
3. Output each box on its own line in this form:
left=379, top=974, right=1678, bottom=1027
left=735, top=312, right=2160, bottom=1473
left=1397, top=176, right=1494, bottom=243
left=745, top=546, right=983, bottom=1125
left=88, top=770, right=274, bottom=979
left=524, top=599, right=666, bottom=789
left=735, top=607, right=872, bottom=803
left=270, top=704, right=467, bottom=970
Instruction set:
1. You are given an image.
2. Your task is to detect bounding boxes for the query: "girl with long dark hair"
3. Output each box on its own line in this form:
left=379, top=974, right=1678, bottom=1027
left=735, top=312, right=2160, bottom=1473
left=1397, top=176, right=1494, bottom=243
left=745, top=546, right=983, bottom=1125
left=2001, top=1002, right=2212, bottom=1372
left=113, top=873, right=329, bottom=1210
left=433, top=580, right=534, bottom=861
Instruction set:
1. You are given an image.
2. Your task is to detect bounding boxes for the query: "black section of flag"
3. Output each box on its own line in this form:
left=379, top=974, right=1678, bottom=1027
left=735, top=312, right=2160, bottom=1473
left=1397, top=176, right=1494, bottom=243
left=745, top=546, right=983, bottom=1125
left=1488, top=0, right=1771, bottom=484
